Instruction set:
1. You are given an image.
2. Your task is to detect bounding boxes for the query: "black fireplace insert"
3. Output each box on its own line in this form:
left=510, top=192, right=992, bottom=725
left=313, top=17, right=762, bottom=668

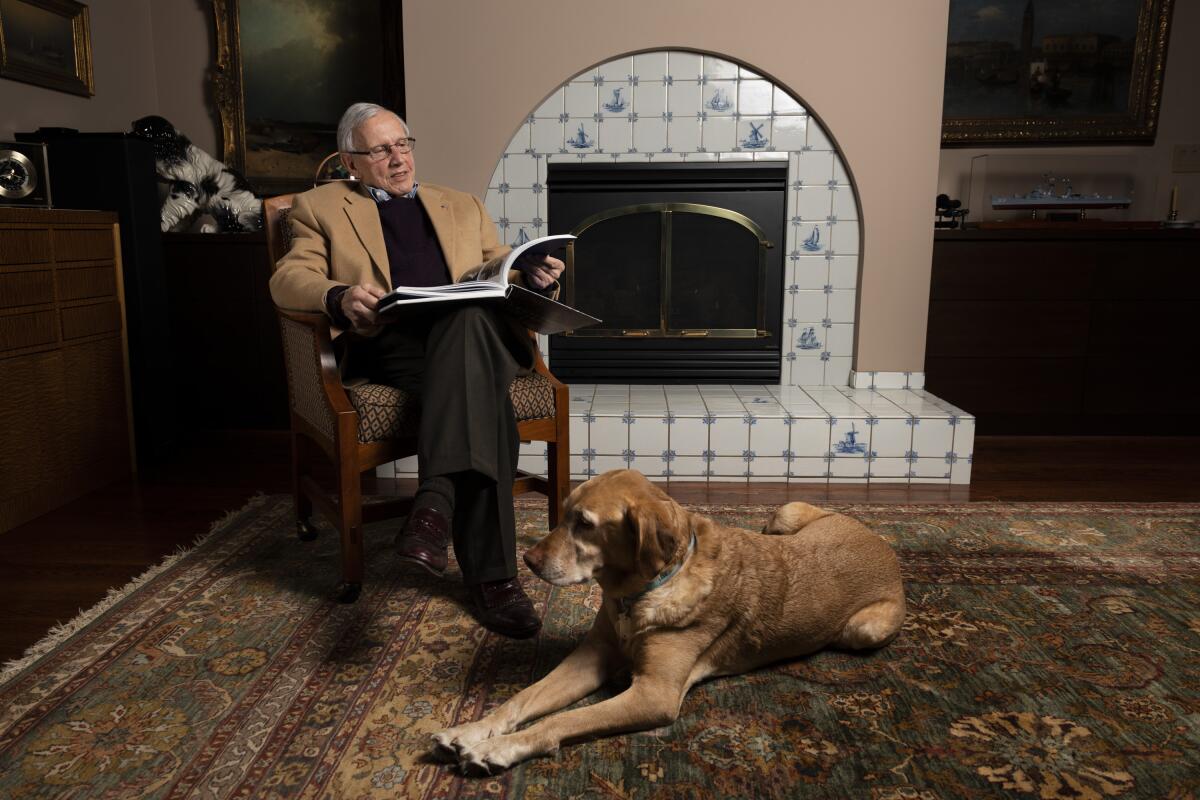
left=547, top=162, right=787, bottom=383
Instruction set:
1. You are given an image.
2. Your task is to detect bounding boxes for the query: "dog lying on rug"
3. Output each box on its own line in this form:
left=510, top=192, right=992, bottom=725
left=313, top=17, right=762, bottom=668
left=432, top=469, right=905, bottom=774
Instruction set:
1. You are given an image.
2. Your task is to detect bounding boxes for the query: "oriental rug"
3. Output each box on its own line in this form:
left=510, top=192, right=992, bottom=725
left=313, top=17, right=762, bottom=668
left=1, top=496, right=1198, bottom=799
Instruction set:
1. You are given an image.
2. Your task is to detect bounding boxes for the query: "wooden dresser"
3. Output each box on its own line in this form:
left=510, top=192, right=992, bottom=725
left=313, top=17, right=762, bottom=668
left=0, top=208, right=134, bottom=533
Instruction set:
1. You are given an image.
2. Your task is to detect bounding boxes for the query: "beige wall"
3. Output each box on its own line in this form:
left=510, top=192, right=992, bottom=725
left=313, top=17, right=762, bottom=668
left=0, top=0, right=217, bottom=154
left=404, top=0, right=951, bottom=373
left=938, top=0, right=1200, bottom=224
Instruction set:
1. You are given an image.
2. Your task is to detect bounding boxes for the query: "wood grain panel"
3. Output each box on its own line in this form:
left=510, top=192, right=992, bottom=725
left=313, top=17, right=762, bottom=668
left=0, top=310, right=57, bottom=352
left=926, top=300, right=1091, bottom=358
left=0, top=270, right=54, bottom=308
left=0, top=228, right=51, bottom=264
left=60, top=301, right=122, bottom=340
left=53, top=228, right=115, bottom=262
left=57, top=265, right=117, bottom=301
left=0, top=349, right=67, bottom=533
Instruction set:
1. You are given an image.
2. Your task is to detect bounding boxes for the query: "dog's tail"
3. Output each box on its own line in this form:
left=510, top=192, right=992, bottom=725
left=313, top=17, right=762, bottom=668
left=762, top=502, right=834, bottom=535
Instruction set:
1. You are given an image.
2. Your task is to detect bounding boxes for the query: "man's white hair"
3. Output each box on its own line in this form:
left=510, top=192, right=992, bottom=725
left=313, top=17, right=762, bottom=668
left=336, top=103, right=409, bottom=152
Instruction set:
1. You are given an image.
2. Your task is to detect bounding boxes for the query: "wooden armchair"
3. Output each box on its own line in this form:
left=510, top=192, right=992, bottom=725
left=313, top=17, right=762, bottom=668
left=264, top=193, right=569, bottom=603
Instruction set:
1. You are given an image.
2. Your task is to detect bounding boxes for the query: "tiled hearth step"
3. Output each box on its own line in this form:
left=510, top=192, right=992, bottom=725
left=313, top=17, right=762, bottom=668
left=383, top=385, right=974, bottom=485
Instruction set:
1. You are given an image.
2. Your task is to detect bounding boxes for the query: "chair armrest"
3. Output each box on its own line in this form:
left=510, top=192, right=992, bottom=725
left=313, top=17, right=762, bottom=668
left=527, top=329, right=566, bottom=392
left=277, top=308, right=356, bottom=442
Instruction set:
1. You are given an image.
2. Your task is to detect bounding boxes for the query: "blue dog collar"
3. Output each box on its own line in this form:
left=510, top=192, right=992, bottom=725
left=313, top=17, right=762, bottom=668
left=615, top=531, right=697, bottom=615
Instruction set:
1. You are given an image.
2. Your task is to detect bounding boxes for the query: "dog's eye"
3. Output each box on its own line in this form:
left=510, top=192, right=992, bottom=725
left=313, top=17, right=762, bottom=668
left=574, top=512, right=595, bottom=530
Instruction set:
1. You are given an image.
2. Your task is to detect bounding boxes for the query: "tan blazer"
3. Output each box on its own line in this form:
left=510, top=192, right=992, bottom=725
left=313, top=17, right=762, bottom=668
left=269, top=180, right=551, bottom=340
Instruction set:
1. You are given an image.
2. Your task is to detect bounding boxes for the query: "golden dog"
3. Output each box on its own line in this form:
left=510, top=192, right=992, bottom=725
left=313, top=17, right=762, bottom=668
left=432, top=469, right=905, bottom=774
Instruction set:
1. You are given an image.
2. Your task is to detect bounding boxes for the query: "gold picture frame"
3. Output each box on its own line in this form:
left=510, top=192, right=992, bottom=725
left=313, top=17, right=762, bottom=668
left=0, top=0, right=93, bottom=97
left=942, top=0, right=1173, bottom=146
left=209, top=0, right=404, bottom=195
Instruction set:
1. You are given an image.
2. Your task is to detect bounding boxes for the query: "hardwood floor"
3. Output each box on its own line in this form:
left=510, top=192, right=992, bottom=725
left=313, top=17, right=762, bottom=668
left=2, top=432, right=1197, bottom=663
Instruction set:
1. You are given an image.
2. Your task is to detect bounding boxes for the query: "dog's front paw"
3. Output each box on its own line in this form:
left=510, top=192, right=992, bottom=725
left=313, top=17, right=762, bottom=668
left=431, top=720, right=501, bottom=762
left=457, top=735, right=531, bottom=775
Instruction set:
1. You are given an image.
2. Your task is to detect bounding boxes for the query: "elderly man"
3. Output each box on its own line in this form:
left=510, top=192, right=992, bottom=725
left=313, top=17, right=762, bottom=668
left=269, top=103, right=563, bottom=639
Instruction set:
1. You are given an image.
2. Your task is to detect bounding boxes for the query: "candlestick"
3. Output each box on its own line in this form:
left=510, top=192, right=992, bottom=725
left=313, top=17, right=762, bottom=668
left=1169, top=185, right=1179, bottom=221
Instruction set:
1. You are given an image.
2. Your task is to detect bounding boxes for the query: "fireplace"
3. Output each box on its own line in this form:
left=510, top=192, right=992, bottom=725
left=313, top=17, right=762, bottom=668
left=547, top=162, right=787, bottom=383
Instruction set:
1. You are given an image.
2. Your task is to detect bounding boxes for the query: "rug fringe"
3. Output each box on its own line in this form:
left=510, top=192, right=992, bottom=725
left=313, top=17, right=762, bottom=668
left=0, top=493, right=271, bottom=688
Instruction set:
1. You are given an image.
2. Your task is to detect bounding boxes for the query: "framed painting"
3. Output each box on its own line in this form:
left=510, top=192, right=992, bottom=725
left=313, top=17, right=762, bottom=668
left=210, top=0, right=403, bottom=195
left=942, top=0, right=1173, bottom=146
left=0, top=0, right=93, bottom=96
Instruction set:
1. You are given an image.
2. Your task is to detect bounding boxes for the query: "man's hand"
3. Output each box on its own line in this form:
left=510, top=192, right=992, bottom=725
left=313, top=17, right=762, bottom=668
left=516, top=255, right=565, bottom=290
left=340, top=284, right=385, bottom=329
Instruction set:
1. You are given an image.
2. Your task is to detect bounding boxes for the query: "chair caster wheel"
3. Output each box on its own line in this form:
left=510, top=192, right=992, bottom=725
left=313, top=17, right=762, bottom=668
left=333, top=582, right=362, bottom=603
left=296, top=520, right=318, bottom=541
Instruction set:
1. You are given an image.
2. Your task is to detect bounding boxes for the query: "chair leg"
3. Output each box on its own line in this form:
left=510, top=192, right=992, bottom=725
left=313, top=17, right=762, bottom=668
left=291, top=432, right=317, bottom=541
left=547, top=438, right=569, bottom=528
left=334, top=451, right=364, bottom=603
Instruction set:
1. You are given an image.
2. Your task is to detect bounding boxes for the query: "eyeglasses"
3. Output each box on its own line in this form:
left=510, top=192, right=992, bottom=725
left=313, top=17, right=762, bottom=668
left=344, top=138, right=416, bottom=162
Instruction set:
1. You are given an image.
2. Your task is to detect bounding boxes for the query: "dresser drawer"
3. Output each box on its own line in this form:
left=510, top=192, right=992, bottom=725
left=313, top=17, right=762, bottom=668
left=0, top=228, right=52, bottom=265
left=58, top=265, right=117, bottom=301
left=53, top=228, right=115, bottom=262
left=0, top=269, right=55, bottom=308
left=0, top=310, right=57, bottom=352
left=61, top=301, right=122, bottom=340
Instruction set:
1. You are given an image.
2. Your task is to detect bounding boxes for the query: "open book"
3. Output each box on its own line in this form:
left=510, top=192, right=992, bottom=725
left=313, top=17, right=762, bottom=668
left=376, top=233, right=600, bottom=335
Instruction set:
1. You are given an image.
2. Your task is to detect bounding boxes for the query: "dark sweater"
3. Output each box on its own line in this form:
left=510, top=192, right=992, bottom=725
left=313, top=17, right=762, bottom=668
left=326, top=196, right=450, bottom=327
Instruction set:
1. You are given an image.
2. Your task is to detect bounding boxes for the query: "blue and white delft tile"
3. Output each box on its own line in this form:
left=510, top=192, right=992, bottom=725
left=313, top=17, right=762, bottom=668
left=634, top=52, right=667, bottom=80
left=793, top=185, right=834, bottom=221
left=869, top=418, right=913, bottom=459
left=833, top=185, right=859, bottom=221
left=771, top=115, right=807, bottom=151
left=807, top=121, right=835, bottom=150
left=737, top=118, right=772, bottom=150
left=564, top=83, right=597, bottom=118
left=702, top=55, right=738, bottom=80
left=791, top=357, right=826, bottom=386
left=374, top=462, right=396, bottom=479
left=792, top=291, right=828, bottom=322
left=829, top=221, right=860, bottom=255
left=564, top=121, right=598, bottom=151
left=911, top=417, right=955, bottom=460
left=517, top=453, right=548, bottom=479
left=630, top=413, right=669, bottom=454
left=596, top=57, right=633, bottom=86
left=668, top=51, right=703, bottom=81
left=634, top=117, right=667, bottom=153
left=708, top=416, right=749, bottom=455
left=530, top=117, right=565, bottom=154
left=666, top=116, right=701, bottom=152
left=708, top=456, right=748, bottom=478
left=634, top=81, right=667, bottom=118
left=703, top=116, right=737, bottom=152
left=589, top=415, right=628, bottom=455
left=592, top=454, right=628, bottom=475
left=748, top=456, right=790, bottom=482
left=670, top=455, right=708, bottom=478
left=738, top=80, right=772, bottom=115
left=504, top=122, right=532, bottom=154
left=669, top=415, right=709, bottom=455
left=793, top=150, right=835, bottom=185
left=827, top=290, right=857, bottom=324
left=703, top=82, right=737, bottom=114
left=394, top=454, right=419, bottom=476
left=773, top=86, right=807, bottom=115
left=749, top=416, right=790, bottom=457
left=504, top=153, right=538, bottom=186
left=667, top=80, right=703, bottom=117
left=910, top=458, right=952, bottom=482
left=569, top=415, right=589, bottom=451
left=599, top=116, right=632, bottom=153
left=869, top=457, right=911, bottom=481
left=824, top=357, right=853, bottom=387
left=534, top=86, right=565, bottom=119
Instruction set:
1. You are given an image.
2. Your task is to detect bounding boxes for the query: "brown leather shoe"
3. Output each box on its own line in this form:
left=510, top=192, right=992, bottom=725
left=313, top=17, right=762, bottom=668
left=396, top=507, right=449, bottom=577
left=468, top=577, right=541, bottom=639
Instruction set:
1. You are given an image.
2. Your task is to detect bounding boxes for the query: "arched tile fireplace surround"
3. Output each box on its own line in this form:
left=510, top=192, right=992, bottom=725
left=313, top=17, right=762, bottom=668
left=388, top=51, right=974, bottom=484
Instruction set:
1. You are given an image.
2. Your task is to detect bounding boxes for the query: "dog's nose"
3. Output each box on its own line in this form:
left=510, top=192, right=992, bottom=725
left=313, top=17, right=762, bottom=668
left=523, top=548, right=542, bottom=574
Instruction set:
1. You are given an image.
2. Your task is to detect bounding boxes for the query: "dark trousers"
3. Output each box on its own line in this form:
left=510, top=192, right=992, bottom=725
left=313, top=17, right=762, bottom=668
left=350, top=306, right=525, bottom=584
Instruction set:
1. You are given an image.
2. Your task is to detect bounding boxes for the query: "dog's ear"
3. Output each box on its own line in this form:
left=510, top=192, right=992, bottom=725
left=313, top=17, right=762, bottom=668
left=628, top=498, right=685, bottom=576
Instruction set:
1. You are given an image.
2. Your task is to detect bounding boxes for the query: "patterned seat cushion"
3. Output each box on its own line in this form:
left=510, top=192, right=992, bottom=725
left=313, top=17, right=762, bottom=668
left=348, top=373, right=556, bottom=444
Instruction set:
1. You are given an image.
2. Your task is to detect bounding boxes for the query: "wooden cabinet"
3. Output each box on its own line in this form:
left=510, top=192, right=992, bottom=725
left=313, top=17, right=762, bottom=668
left=0, top=209, right=133, bottom=533
left=926, top=227, right=1200, bottom=434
